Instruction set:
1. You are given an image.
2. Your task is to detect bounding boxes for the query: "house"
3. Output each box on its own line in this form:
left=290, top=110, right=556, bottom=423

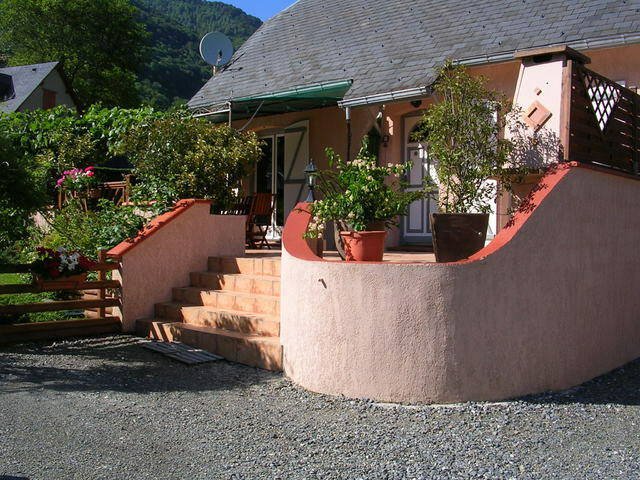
left=188, top=0, right=640, bottom=247
left=0, top=62, right=78, bottom=114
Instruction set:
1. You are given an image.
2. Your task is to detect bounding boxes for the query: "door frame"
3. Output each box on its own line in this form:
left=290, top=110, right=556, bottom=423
left=256, top=132, right=286, bottom=240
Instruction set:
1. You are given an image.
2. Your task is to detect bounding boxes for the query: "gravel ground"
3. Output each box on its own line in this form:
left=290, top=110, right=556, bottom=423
left=0, top=335, right=639, bottom=480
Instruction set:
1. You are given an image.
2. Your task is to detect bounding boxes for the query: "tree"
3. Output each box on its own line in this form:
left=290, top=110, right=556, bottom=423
left=412, top=61, right=521, bottom=213
left=0, top=0, right=149, bottom=107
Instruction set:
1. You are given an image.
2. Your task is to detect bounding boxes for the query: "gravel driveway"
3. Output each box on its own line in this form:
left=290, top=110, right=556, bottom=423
left=1, top=335, right=639, bottom=480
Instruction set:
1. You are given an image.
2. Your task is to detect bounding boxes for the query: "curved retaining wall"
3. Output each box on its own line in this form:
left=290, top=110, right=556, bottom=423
left=281, top=164, right=640, bottom=403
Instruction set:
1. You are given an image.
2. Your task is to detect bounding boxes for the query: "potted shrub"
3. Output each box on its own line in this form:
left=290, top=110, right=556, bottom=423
left=412, top=61, right=520, bottom=262
left=31, top=246, right=96, bottom=291
left=304, top=148, right=430, bottom=261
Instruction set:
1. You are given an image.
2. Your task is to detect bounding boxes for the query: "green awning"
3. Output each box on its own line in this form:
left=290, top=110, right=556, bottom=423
left=197, top=80, right=353, bottom=123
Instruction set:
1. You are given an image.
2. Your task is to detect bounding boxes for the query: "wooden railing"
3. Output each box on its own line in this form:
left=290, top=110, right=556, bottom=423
left=565, top=61, right=640, bottom=174
left=0, top=250, right=121, bottom=323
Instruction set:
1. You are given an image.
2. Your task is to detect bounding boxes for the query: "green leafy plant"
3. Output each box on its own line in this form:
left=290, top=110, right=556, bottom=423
left=41, top=199, right=150, bottom=258
left=412, top=61, right=523, bottom=214
left=304, top=148, right=432, bottom=237
left=119, top=115, right=263, bottom=210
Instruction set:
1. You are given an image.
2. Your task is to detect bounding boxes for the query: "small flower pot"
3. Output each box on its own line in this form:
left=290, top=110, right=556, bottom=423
left=33, top=273, right=88, bottom=291
left=430, top=213, right=489, bottom=263
left=339, top=230, right=387, bottom=262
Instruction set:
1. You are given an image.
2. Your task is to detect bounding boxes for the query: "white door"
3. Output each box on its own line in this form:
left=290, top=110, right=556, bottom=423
left=402, top=116, right=439, bottom=245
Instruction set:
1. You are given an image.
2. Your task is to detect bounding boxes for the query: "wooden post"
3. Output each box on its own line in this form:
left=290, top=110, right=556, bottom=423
left=559, top=59, right=574, bottom=163
left=98, top=249, right=107, bottom=318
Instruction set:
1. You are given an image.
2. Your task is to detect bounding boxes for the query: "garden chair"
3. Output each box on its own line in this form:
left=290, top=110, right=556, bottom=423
left=246, top=193, right=276, bottom=249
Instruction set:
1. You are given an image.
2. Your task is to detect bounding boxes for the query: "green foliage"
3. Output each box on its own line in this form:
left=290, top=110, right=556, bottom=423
left=0, top=132, right=49, bottom=253
left=305, top=148, right=432, bottom=236
left=0, top=0, right=149, bottom=107
left=120, top=114, right=263, bottom=210
left=412, top=61, right=521, bottom=214
left=42, top=200, right=149, bottom=258
left=0, top=106, right=167, bottom=188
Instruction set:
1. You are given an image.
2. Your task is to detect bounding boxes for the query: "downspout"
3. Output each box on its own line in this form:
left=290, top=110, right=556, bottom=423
left=228, top=101, right=232, bottom=127
left=345, top=106, right=352, bottom=162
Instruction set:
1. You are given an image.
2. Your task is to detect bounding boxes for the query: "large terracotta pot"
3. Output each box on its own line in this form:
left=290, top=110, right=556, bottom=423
left=430, top=213, right=489, bottom=263
left=339, top=230, right=387, bottom=262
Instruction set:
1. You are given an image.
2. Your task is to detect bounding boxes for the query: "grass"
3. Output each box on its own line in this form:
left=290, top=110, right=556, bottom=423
left=0, top=273, right=73, bottom=324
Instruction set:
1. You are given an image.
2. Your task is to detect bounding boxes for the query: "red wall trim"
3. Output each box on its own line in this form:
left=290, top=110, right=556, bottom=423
left=107, top=199, right=211, bottom=259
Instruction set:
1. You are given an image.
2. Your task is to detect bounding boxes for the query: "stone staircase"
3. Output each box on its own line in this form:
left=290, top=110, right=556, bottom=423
left=136, top=255, right=282, bottom=370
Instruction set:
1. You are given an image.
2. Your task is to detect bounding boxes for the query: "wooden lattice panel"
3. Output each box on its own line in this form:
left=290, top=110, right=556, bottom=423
left=582, top=70, right=622, bottom=132
left=568, top=64, right=640, bottom=174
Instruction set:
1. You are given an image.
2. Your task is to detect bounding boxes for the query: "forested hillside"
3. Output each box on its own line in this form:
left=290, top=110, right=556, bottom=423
left=134, top=0, right=262, bottom=108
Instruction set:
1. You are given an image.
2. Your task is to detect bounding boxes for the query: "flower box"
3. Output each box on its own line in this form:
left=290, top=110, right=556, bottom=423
left=32, top=273, right=88, bottom=291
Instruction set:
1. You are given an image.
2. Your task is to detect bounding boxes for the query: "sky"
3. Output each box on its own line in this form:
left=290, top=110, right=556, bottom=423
left=223, top=0, right=296, bottom=21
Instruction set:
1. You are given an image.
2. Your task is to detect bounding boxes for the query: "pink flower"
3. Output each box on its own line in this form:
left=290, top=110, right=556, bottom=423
left=63, top=170, right=70, bottom=175
left=86, top=171, right=95, bottom=177
left=84, top=166, right=94, bottom=172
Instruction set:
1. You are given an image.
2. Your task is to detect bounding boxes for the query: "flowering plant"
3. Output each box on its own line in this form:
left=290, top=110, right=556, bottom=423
left=56, top=167, right=98, bottom=192
left=31, top=246, right=97, bottom=280
left=303, top=148, right=433, bottom=238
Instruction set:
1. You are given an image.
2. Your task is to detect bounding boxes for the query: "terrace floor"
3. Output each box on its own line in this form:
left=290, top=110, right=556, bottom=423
left=1, top=335, right=639, bottom=480
left=246, top=248, right=437, bottom=263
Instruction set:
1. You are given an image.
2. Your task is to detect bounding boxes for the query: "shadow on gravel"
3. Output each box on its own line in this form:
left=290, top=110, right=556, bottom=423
left=0, top=335, right=278, bottom=395
left=521, top=357, right=640, bottom=406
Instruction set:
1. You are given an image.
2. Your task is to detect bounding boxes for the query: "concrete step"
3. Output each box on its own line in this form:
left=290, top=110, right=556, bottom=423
left=136, top=319, right=282, bottom=371
left=152, top=303, right=279, bottom=337
left=172, top=287, right=279, bottom=316
left=208, top=256, right=281, bottom=277
left=190, top=272, right=280, bottom=296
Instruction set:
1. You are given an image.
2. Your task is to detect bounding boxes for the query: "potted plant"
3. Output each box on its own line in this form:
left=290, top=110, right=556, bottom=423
left=31, top=246, right=96, bottom=291
left=56, top=166, right=99, bottom=198
left=303, top=148, right=430, bottom=261
left=412, top=61, right=521, bottom=262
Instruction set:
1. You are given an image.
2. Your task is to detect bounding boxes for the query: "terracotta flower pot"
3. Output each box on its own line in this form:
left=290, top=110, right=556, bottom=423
left=33, top=273, right=88, bottom=291
left=430, top=213, right=489, bottom=263
left=339, top=230, right=387, bottom=262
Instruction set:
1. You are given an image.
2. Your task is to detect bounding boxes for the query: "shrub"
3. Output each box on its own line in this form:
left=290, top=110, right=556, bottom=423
left=42, top=199, right=149, bottom=259
left=119, top=114, right=263, bottom=210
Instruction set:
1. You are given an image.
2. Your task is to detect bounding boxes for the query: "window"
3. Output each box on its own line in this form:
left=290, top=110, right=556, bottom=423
left=43, top=89, right=57, bottom=110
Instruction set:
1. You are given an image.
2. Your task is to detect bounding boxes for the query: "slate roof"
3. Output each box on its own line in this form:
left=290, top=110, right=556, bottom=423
left=188, top=0, right=640, bottom=110
left=0, top=62, right=59, bottom=113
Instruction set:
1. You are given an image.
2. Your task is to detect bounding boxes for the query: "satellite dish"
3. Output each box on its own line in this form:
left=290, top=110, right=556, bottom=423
left=199, top=32, right=234, bottom=68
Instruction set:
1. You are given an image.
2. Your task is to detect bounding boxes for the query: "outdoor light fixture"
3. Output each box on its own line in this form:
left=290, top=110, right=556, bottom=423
left=304, top=159, right=318, bottom=202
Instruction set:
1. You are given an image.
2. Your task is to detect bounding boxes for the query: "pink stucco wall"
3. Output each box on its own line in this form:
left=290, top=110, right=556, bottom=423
left=108, top=201, right=245, bottom=332
left=281, top=164, right=640, bottom=403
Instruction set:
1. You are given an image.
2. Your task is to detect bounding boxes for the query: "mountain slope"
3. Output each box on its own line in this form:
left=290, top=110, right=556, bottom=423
left=134, top=0, right=262, bottom=108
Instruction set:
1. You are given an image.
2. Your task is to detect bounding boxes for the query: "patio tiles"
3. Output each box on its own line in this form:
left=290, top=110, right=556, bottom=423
left=245, top=248, right=437, bottom=263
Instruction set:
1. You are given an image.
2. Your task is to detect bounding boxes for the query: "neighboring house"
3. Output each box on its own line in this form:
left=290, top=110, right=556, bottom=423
left=0, top=62, right=78, bottom=114
left=188, top=0, right=640, bottom=247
